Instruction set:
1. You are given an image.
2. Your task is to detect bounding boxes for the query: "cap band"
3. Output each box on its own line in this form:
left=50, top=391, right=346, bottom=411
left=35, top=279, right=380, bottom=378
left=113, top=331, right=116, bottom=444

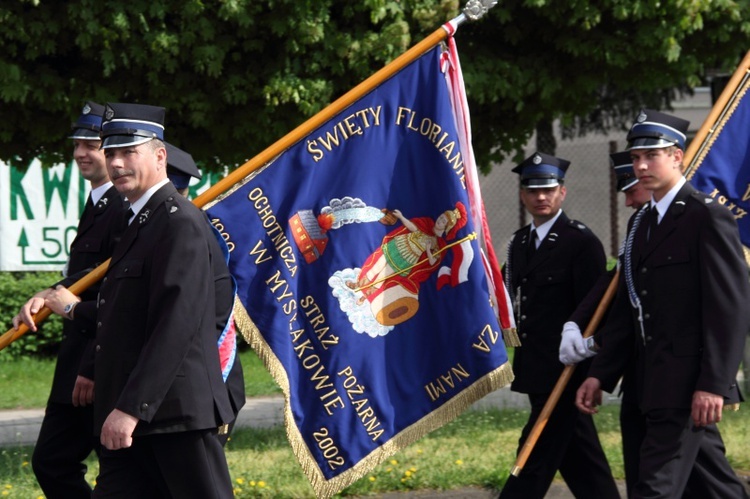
left=627, top=122, right=686, bottom=149
left=520, top=163, right=566, bottom=180
left=101, top=119, right=164, bottom=138
left=101, top=135, right=158, bottom=149
left=100, top=118, right=165, bottom=149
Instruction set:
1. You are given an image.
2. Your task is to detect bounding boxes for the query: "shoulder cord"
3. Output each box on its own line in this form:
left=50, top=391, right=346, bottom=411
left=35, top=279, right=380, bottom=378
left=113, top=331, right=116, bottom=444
left=504, top=234, right=516, bottom=305
left=623, top=206, right=648, bottom=344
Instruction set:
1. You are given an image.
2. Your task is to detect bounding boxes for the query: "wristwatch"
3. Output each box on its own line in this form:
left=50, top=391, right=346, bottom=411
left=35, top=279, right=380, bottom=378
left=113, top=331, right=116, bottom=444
left=63, top=301, right=79, bottom=320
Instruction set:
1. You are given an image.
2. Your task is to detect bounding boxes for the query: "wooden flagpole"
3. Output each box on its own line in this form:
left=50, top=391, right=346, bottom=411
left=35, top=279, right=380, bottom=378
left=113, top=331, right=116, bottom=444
left=510, top=269, right=619, bottom=476
left=0, top=0, right=499, bottom=352
left=510, top=49, right=750, bottom=477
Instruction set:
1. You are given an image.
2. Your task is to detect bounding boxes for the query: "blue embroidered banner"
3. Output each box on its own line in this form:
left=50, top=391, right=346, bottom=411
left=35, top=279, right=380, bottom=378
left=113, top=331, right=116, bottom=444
left=687, top=78, right=750, bottom=247
left=205, top=45, right=512, bottom=498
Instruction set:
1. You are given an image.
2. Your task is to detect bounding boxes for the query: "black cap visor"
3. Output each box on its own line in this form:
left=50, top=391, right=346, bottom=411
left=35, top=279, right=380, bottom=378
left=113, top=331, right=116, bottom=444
left=521, top=176, right=561, bottom=189
left=627, top=137, right=680, bottom=150
left=69, top=127, right=101, bottom=140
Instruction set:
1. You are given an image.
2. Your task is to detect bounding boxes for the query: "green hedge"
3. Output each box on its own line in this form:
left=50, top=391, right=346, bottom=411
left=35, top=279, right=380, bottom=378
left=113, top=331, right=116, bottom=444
left=0, top=272, right=64, bottom=360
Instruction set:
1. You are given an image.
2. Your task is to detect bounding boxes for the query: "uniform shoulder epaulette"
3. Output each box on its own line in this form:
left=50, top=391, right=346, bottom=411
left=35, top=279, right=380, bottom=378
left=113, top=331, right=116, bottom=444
left=683, top=191, right=722, bottom=215
left=164, top=195, right=183, bottom=216
left=689, top=190, right=714, bottom=205
left=567, top=219, right=590, bottom=232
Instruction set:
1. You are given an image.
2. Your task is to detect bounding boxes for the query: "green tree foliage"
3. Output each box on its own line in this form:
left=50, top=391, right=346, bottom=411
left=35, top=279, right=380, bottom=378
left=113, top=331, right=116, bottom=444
left=460, top=0, right=750, bottom=168
left=1, top=0, right=748, bottom=173
left=0, top=272, right=64, bottom=359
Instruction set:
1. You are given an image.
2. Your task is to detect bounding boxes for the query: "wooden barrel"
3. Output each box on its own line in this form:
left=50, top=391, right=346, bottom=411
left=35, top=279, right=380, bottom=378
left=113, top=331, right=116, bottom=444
left=369, top=284, right=419, bottom=326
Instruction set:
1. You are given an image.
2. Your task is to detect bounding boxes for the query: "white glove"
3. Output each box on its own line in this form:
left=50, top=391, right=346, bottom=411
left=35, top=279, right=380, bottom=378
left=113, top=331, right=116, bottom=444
left=559, top=322, right=597, bottom=365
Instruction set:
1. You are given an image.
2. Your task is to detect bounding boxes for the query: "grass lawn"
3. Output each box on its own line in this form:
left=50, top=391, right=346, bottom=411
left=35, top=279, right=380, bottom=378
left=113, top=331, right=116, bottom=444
left=0, top=406, right=748, bottom=498
left=0, top=347, right=279, bottom=409
left=1, top=349, right=748, bottom=497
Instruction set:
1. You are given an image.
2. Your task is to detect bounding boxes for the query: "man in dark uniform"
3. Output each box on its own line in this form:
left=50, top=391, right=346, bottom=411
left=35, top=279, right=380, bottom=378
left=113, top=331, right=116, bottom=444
left=559, top=151, right=651, bottom=498
left=88, top=103, right=234, bottom=498
left=577, top=110, right=750, bottom=498
left=561, top=151, right=745, bottom=498
left=11, top=101, right=125, bottom=499
left=164, top=142, right=246, bottom=445
left=46, top=142, right=248, bottom=449
left=499, top=152, right=618, bottom=499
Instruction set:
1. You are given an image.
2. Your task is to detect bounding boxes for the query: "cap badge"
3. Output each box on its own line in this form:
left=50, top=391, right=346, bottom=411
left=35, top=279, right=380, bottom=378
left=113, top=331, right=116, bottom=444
left=82, top=104, right=91, bottom=115
left=637, top=111, right=647, bottom=123
left=170, top=206, right=179, bottom=214
left=532, top=154, right=542, bottom=164
left=105, top=107, right=115, bottom=120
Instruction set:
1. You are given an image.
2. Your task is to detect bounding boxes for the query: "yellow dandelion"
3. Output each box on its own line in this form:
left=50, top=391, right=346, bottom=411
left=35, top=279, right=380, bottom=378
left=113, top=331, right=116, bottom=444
left=400, top=478, right=406, bottom=483
left=250, top=480, right=256, bottom=486
left=417, top=449, right=423, bottom=454
left=455, top=459, right=464, bottom=465
left=22, top=461, right=29, bottom=467
left=236, top=478, right=245, bottom=484
left=390, top=459, right=398, bottom=465
left=386, top=467, right=393, bottom=472
left=2, top=486, right=10, bottom=490
left=369, top=476, right=376, bottom=482
left=410, top=467, right=417, bottom=472
left=2, top=491, right=9, bottom=496
left=233, top=487, right=242, bottom=494
left=258, top=481, right=266, bottom=488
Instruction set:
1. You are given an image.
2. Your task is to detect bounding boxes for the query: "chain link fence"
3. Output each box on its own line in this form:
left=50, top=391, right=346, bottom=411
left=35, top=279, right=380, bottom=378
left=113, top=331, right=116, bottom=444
left=481, top=136, right=632, bottom=263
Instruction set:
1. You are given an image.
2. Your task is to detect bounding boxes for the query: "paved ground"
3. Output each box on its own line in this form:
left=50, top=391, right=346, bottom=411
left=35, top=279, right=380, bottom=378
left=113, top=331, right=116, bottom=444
left=0, top=387, right=533, bottom=447
left=2, top=387, right=748, bottom=498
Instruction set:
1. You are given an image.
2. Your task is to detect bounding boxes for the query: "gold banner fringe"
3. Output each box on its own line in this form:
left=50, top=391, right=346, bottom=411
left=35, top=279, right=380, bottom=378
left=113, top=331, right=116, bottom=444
left=502, top=327, right=521, bottom=347
left=232, top=300, right=515, bottom=498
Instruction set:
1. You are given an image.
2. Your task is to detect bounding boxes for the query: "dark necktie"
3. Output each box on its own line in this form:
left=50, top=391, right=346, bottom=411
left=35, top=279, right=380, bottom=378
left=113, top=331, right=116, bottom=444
left=527, top=228, right=537, bottom=258
left=121, top=207, right=134, bottom=232
left=112, top=207, right=133, bottom=247
left=81, top=195, right=94, bottom=219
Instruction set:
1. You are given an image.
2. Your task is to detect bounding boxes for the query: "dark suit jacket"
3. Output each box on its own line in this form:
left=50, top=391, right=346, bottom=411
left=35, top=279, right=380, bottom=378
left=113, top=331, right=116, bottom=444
left=568, top=268, right=616, bottom=340
left=505, top=211, right=606, bottom=394
left=589, top=182, right=749, bottom=411
left=93, top=183, right=233, bottom=436
left=49, top=185, right=125, bottom=404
